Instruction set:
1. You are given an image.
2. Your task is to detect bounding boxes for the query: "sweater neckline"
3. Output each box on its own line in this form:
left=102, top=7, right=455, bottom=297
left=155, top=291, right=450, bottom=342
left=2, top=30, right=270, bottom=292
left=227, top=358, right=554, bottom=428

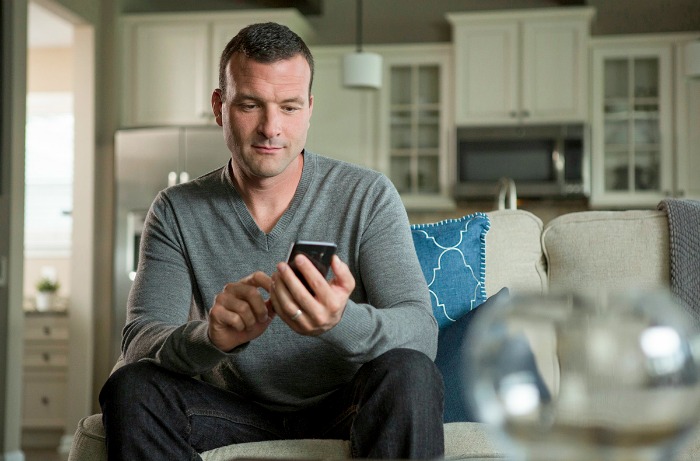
left=223, top=151, right=315, bottom=250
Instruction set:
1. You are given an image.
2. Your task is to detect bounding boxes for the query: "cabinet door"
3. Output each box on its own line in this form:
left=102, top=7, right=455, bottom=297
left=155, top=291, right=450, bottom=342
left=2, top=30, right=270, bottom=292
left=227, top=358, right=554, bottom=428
left=675, top=70, right=700, bottom=200
left=590, top=44, right=673, bottom=208
left=521, top=19, right=588, bottom=123
left=381, top=46, right=455, bottom=210
left=453, top=23, right=519, bottom=125
left=388, top=64, right=442, bottom=195
left=22, top=372, right=67, bottom=428
left=123, top=22, right=211, bottom=126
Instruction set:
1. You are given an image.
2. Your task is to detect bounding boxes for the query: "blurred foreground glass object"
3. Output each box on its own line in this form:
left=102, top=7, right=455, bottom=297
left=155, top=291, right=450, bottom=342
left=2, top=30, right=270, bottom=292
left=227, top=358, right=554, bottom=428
left=465, top=290, right=700, bottom=461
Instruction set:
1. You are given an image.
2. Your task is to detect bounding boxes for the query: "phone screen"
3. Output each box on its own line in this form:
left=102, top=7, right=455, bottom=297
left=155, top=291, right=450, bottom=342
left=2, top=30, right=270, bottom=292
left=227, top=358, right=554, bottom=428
left=286, top=241, right=337, bottom=294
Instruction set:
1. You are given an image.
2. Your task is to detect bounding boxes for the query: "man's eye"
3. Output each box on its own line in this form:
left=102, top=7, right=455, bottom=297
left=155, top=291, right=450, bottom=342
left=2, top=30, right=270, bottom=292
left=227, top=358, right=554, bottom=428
left=282, top=106, right=300, bottom=113
left=240, top=104, right=258, bottom=111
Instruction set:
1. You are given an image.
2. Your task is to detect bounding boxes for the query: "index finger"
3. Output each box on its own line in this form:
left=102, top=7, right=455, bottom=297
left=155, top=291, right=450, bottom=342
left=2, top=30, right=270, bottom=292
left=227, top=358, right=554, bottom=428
left=243, top=271, right=273, bottom=294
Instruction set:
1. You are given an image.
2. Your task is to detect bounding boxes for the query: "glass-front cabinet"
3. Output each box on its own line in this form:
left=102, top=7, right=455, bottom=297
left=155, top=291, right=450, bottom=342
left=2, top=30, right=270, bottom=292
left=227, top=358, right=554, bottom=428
left=591, top=41, right=673, bottom=207
left=381, top=45, right=454, bottom=210
left=389, top=65, right=440, bottom=194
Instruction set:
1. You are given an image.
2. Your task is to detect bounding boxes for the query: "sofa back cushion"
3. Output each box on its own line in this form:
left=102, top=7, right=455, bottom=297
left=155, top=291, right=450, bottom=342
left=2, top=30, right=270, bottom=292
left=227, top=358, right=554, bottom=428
left=542, top=210, right=670, bottom=292
left=484, top=210, right=547, bottom=297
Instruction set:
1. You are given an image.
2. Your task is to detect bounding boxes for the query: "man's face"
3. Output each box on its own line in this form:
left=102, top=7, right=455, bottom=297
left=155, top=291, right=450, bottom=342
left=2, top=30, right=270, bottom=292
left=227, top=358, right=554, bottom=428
left=212, top=53, right=313, bottom=182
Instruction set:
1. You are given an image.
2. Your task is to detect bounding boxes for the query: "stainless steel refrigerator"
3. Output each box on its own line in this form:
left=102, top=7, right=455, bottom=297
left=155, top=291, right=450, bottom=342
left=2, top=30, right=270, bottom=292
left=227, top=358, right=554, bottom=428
left=112, top=126, right=229, bottom=363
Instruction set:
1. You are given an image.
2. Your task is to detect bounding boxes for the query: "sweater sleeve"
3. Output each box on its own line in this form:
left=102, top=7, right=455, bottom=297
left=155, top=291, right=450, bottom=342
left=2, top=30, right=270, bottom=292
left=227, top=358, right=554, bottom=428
left=120, top=192, right=233, bottom=375
left=319, top=174, right=438, bottom=361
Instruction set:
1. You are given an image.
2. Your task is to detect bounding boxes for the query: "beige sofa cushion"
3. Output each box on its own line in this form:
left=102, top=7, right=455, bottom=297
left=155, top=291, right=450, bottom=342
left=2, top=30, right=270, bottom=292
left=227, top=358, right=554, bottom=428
left=69, top=414, right=506, bottom=460
left=485, top=210, right=547, bottom=297
left=542, top=210, right=670, bottom=293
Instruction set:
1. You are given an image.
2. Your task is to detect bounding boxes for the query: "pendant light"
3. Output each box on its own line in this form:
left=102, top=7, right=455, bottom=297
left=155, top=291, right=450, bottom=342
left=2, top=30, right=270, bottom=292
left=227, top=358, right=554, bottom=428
left=343, top=0, right=382, bottom=89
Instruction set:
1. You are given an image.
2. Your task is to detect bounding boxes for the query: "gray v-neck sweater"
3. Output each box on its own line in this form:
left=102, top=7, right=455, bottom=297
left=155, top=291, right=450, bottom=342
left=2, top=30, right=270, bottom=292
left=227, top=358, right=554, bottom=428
left=121, top=151, right=437, bottom=411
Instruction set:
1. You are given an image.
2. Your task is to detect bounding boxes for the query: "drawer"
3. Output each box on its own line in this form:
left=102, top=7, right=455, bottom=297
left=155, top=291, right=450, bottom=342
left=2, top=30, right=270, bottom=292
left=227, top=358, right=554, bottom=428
left=24, top=346, right=69, bottom=369
left=22, top=373, right=67, bottom=428
left=24, top=315, right=69, bottom=341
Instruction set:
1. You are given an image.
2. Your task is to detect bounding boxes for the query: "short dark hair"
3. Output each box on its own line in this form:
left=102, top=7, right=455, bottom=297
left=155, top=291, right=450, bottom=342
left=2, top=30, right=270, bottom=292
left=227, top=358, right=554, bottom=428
left=218, top=22, right=314, bottom=99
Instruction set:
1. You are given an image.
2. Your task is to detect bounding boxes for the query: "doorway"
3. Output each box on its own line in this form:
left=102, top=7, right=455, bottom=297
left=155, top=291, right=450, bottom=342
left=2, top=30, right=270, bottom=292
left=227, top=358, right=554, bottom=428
left=25, top=1, right=74, bottom=307
left=24, top=0, right=95, bottom=456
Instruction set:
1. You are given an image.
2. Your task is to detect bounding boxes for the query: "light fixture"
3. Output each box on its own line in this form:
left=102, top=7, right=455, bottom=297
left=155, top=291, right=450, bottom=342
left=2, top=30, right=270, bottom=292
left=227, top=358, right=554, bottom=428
left=343, top=0, right=382, bottom=89
left=685, top=40, right=700, bottom=78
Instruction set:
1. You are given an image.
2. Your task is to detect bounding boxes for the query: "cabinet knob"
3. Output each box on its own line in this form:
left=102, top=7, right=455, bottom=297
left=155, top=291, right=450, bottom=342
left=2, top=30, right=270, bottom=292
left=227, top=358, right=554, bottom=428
left=43, top=352, right=51, bottom=362
left=43, top=326, right=51, bottom=336
left=509, top=110, right=518, bottom=118
left=41, top=396, right=50, bottom=406
left=521, top=110, right=530, bottom=118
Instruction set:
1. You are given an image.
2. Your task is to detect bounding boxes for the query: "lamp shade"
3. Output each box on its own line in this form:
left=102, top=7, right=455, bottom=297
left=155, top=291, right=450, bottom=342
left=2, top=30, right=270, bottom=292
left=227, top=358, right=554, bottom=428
left=343, top=52, right=382, bottom=89
left=685, top=41, right=700, bottom=77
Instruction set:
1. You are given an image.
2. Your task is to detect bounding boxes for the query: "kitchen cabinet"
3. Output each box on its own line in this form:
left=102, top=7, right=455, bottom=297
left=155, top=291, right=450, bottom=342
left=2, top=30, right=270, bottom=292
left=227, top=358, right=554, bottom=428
left=22, top=311, right=69, bottom=449
left=674, top=38, right=700, bottom=201
left=120, top=10, right=314, bottom=127
left=590, top=34, right=700, bottom=208
left=447, top=8, right=594, bottom=126
left=379, top=44, right=455, bottom=210
left=306, top=44, right=454, bottom=210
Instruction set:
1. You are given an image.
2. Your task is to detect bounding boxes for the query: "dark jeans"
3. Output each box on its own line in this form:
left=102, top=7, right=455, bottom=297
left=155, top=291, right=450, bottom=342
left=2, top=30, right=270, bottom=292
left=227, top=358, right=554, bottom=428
left=99, top=348, right=445, bottom=460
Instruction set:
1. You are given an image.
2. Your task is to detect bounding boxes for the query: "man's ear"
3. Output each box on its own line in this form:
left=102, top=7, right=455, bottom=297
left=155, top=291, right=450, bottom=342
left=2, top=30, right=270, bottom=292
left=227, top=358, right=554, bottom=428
left=211, top=89, right=224, bottom=127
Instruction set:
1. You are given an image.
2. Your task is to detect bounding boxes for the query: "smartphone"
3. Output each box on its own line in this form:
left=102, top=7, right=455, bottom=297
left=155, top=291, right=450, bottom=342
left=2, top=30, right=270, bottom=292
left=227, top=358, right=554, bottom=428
left=286, top=240, right=337, bottom=294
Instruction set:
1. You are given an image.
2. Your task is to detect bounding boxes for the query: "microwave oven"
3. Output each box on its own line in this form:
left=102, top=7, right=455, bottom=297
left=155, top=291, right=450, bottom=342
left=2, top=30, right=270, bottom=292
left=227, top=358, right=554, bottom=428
left=453, top=124, right=589, bottom=198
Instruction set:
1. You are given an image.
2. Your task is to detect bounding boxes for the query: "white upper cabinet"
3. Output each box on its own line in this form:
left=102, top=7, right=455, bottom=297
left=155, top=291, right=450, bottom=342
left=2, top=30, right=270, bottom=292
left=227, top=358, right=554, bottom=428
left=378, top=44, right=455, bottom=211
left=120, top=10, right=314, bottom=127
left=674, top=37, right=700, bottom=202
left=590, top=33, right=700, bottom=208
left=447, top=8, right=594, bottom=126
left=124, top=22, right=211, bottom=127
left=305, top=44, right=455, bottom=211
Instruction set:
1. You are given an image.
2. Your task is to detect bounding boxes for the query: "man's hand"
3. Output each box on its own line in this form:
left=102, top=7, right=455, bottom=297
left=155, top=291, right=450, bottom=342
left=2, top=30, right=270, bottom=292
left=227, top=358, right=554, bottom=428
left=270, top=254, right=355, bottom=335
left=208, top=271, right=275, bottom=352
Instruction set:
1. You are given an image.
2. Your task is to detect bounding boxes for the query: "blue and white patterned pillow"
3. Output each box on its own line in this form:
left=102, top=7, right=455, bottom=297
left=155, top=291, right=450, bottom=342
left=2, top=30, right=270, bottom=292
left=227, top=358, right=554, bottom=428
left=411, top=213, right=490, bottom=329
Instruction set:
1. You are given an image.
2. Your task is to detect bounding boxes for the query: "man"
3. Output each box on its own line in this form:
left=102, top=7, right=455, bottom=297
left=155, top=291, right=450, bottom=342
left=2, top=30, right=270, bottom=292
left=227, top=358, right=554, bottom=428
left=100, top=22, right=444, bottom=460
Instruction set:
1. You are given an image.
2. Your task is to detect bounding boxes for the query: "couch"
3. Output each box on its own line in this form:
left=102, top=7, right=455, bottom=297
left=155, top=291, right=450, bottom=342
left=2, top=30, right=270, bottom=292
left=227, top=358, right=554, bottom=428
left=68, top=208, right=700, bottom=460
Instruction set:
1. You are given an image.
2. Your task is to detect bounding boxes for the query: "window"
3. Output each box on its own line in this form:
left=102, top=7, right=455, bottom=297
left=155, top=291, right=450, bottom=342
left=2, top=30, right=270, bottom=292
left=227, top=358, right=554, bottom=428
left=25, top=92, right=73, bottom=257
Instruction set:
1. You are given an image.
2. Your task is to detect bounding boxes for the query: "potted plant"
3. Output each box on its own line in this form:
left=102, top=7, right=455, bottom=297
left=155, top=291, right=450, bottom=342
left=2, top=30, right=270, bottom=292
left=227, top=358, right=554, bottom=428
left=35, top=277, right=59, bottom=311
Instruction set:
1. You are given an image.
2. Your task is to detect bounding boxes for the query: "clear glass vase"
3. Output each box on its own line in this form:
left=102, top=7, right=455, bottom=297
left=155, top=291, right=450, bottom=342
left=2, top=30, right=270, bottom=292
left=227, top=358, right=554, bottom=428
left=464, top=290, right=700, bottom=461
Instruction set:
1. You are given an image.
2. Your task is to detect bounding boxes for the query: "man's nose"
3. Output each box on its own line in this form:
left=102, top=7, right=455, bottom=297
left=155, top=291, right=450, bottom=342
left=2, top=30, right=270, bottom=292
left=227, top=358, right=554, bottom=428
left=258, top=107, right=282, bottom=139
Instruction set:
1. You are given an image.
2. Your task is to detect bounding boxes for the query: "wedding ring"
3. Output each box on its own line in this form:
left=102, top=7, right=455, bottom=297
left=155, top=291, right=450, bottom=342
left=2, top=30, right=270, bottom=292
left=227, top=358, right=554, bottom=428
left=291, top=309, right=303, bottom=321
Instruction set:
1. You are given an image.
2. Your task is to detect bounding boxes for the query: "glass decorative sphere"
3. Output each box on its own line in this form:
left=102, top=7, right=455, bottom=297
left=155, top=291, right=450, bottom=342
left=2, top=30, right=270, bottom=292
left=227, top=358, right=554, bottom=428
left=464, top=290, right=700, bottom=461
